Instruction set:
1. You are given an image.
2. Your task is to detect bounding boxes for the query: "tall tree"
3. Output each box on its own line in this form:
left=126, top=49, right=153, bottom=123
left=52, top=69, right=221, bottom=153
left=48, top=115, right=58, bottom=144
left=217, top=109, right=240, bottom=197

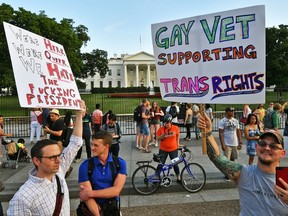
left=266, top=25, right=288, bottom=88
left=82, top=49, right=109, bottom=78
left=0, top=3, right=95, bottom=89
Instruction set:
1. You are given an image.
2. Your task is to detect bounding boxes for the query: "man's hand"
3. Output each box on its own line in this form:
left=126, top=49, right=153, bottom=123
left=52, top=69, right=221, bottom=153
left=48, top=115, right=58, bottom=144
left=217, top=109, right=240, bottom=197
left=274, top=178, right=288, bottom=204
left=80, top=185, right=91, bottom=201
left=197, top=113, right=212, bottom=133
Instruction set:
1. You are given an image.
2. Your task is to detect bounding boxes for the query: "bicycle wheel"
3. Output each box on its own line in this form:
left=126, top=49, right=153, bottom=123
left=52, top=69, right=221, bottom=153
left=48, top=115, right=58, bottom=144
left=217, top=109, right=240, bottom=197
left=180, top=162, right=206, bottom=193
left=132, top=165, right=160, bottom=195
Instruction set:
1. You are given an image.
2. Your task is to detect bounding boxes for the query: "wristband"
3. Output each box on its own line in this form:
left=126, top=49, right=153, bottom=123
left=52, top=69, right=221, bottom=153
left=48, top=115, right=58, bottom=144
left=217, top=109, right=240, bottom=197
left=206, top=131, right=213, bottom=138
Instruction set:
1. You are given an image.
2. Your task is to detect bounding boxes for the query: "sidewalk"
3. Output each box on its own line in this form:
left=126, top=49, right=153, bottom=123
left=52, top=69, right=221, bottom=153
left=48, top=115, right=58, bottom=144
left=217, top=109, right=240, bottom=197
left=1, top=131, right=287, bottom=214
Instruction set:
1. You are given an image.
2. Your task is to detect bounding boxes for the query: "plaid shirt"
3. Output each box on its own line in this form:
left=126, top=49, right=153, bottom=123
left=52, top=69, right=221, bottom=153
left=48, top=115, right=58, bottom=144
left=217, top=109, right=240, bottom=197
left=7, top=135, right=83, bottom=216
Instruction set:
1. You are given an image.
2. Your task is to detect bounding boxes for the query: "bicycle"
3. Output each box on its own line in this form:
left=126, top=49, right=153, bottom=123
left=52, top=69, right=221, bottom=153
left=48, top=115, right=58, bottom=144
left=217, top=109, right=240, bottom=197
left=132, top=146, right=206, bottom=195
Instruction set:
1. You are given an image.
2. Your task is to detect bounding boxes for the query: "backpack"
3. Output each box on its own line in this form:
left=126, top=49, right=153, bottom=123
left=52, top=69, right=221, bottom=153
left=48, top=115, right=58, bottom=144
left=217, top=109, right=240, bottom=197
left=133, top=105, right=143, bottom=122
left=263, top=111, right=274, bottom=129
left=88, top=155, right=120, bottom=183
left=169, top=106, right=178, bottom=118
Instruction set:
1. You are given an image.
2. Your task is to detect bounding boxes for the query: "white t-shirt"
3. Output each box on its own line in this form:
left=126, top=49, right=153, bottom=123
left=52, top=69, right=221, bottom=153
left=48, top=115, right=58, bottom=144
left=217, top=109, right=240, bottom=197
left=218, top=117, right=239, bottom=146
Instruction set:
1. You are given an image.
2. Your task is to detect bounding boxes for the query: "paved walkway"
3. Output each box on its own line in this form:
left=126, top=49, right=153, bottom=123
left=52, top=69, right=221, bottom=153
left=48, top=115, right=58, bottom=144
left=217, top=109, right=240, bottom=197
left=1, top=131, right=287, bottom=215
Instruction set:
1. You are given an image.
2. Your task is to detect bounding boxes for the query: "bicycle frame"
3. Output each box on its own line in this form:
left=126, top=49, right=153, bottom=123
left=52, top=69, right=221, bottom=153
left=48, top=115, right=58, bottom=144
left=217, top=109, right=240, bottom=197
left=136, top=146, right=192, bottom=183
left=132, top=146, right=206, bottom=194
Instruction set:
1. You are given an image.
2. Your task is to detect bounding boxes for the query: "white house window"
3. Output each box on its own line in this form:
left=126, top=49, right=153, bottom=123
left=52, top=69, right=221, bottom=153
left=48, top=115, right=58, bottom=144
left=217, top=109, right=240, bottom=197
left=100, top=81, right=103, bottom=88
left=117, top=69, right=121, bottom=76
left=90, top=81, right=94, bottom=89
left=117, top=81, right=121, bottom=87
left=109, top=81, right=112, bottom=87
left=108, top=69, right=112, bottom=76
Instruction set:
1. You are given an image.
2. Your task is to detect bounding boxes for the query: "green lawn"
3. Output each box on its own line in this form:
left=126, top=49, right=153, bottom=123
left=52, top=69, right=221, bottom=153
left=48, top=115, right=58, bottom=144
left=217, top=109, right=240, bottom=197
left=0, top=91, right=285, bottom=117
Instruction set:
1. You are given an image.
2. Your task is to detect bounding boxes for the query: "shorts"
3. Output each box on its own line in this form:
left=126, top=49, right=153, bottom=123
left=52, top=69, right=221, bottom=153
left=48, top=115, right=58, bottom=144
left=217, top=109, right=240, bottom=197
left=150, top=119, right=160, bottom=125
left=224, top=146, right=238, bottom=160
left=139, top=123, right=150, bottom=136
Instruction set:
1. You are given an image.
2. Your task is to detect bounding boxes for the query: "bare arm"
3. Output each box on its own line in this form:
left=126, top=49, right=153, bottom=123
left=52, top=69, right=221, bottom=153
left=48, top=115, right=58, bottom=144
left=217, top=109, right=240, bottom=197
left=80, top=173, right=126, bottom=200
left=80, top=181, right=101, bottom=216
left=198, top=114, right=242, bottom=182
left=72, top=102, right=85, bottom=138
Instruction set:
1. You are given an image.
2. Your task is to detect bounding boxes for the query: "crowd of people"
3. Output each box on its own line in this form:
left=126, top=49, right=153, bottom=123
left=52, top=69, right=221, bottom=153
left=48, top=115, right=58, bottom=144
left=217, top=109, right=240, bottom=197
left=0, top=99, right=288, bottom=215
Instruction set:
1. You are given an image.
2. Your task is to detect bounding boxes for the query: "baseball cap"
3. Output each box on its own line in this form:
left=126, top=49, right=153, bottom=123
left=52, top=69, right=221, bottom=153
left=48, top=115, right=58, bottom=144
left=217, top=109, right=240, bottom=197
left=259, top=131, right=284, bottom=147
left=225, top=107, right=235, bottom=112
left=50, top=109, right=60, bottom=115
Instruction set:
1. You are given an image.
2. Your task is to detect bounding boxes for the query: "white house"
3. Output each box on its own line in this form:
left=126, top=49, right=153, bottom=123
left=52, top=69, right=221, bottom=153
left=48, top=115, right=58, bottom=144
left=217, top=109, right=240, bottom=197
left=85, top=51, right=158, bottom=90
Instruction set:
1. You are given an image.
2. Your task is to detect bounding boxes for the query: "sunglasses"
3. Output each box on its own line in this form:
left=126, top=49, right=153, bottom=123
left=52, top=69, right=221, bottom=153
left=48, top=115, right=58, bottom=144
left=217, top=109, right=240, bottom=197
left=257, top=140, right=283, bottom=151
left=39, top=153, right=63, bottom=161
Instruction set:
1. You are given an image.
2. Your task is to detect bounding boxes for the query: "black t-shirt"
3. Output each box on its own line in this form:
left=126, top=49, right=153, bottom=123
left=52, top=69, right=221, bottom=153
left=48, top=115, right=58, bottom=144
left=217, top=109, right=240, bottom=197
left=49, top=118, right=65, bottom=141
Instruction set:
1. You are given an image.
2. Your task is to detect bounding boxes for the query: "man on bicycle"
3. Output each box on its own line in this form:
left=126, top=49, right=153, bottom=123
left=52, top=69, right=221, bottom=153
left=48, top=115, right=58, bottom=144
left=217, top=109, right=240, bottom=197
left=156, top=114, right=181, bottom=183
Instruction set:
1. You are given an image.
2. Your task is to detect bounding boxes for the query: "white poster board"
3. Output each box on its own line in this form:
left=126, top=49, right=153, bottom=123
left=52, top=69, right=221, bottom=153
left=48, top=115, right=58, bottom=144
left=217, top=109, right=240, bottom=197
left=151, top=5, right=265, bottom=104
left=3, top=22, right=81, bottom=109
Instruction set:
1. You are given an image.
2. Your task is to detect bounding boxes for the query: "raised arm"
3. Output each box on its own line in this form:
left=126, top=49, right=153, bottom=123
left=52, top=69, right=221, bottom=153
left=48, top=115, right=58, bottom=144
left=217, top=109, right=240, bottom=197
left=197, top=114, right=243, bottom=182
left=72, top=100, right=86, bottom=138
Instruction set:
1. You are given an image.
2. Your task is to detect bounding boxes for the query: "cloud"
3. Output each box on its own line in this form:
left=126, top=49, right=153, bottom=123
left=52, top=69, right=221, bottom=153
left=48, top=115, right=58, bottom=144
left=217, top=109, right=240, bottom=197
left=104, top=21, right=125, bottom=33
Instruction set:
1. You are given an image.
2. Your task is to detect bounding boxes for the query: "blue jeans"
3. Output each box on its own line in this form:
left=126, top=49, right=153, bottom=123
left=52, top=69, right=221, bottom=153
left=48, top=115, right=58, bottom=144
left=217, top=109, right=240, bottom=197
left=193, top=116, right=199, bottom=136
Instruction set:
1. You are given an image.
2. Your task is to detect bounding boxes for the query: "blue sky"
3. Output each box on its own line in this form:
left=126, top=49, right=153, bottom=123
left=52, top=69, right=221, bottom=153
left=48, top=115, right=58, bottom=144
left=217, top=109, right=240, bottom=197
left=4, top=0, right=288, bottom=57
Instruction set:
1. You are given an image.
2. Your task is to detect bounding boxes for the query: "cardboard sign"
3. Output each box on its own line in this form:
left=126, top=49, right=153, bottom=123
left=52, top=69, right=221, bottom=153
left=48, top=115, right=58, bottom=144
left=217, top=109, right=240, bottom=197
left=3, top=22, right=81, bottom=109
left=151, top=5, right=265, bottom=104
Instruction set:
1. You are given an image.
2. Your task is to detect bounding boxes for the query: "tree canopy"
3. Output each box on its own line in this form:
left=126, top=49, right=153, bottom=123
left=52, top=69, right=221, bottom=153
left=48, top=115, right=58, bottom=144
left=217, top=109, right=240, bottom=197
left=0, top=3, right=109, bottom=91
left=266, top=25, right=288, bottom=87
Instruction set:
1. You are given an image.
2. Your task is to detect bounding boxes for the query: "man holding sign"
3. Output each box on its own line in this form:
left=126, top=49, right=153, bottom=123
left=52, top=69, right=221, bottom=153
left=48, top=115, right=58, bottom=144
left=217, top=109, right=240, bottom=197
left=197, top=113, right=288, bottom=215
left=7, top=101, right=85, bottom=216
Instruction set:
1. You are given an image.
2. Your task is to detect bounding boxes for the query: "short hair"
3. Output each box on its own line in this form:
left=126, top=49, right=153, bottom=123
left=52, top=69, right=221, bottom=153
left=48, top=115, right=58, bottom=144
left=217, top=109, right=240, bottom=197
left=108, top=113, right=117, bottom=121
left=96, top=103, right=101, bottom=109
left=92, top=130, right=113, bottom=148
left=17, top=138, right=25, bottom=144
left=273, top=103, right=282, bottom=111
left=142, top=98, right=147, bottom=104
left=31, top=139, right=58, bottom=158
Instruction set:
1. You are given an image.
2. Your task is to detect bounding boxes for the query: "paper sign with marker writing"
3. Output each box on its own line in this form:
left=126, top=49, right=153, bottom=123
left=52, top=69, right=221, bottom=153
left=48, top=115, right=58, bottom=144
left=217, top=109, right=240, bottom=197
left=3, top=21, right=81, bottom=109
left=151, top=5, right=265, bottom=104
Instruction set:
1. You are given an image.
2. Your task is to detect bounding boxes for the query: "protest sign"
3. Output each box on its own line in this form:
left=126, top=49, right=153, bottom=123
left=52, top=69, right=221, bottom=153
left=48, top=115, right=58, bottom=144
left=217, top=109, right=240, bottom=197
left=3, top=22, right=81, bottom=109
left=151, top=5, right=265, bottom=104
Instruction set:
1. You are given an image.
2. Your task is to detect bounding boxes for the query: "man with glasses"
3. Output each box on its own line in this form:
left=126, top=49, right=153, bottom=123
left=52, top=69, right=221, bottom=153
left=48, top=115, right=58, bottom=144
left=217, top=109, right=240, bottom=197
left=7, top=101, right=85, bottom=215
left=198, top=113, right=288, bottom=215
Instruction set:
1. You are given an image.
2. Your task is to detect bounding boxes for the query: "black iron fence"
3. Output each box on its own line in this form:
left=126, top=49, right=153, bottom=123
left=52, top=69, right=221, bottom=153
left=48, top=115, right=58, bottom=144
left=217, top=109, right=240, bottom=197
left=2, top=111, right=286, bottom=138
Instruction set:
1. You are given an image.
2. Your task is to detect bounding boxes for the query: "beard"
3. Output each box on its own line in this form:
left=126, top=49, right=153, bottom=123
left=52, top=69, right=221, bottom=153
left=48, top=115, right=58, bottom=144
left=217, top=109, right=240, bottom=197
left=258, top=157, right=272, bottom=166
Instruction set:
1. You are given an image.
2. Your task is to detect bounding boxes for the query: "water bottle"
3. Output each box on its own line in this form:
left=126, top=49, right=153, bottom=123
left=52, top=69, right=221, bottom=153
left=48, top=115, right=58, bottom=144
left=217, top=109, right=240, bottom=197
left=171, top=156, right=181, bottom=165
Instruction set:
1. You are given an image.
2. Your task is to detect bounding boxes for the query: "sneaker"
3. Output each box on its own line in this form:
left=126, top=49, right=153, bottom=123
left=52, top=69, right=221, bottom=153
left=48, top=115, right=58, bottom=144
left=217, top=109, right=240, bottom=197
left=74, top=158, right=81, bottom=163
left=149, top=142, right=155, bottom=146
left=176, top=179, right=182, bottom=184
left=155, top=141, right=158, bottom=147
left=224, top=177, right=230, bottom=182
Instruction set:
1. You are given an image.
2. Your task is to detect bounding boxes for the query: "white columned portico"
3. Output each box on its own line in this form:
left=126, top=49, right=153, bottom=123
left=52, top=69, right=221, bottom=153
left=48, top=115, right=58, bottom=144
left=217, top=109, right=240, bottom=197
left=136, top=64, right=139, bottom=86
left=147, top=64, right=151, bottom=87
left=124, top=64, right=128, bottom=87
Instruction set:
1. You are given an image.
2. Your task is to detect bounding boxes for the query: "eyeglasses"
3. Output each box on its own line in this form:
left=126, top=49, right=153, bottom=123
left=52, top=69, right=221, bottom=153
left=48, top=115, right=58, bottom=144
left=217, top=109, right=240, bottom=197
left=257, top=140, right=283, bottom=151
left=39, top=153, right=63, bottom=161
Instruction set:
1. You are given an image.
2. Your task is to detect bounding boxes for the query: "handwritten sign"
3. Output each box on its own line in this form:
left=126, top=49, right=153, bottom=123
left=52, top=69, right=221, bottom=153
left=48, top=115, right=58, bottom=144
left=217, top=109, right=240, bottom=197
left=151, top=5, right=265, bottom=104
left=3, top=22, right=81, bottom=109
